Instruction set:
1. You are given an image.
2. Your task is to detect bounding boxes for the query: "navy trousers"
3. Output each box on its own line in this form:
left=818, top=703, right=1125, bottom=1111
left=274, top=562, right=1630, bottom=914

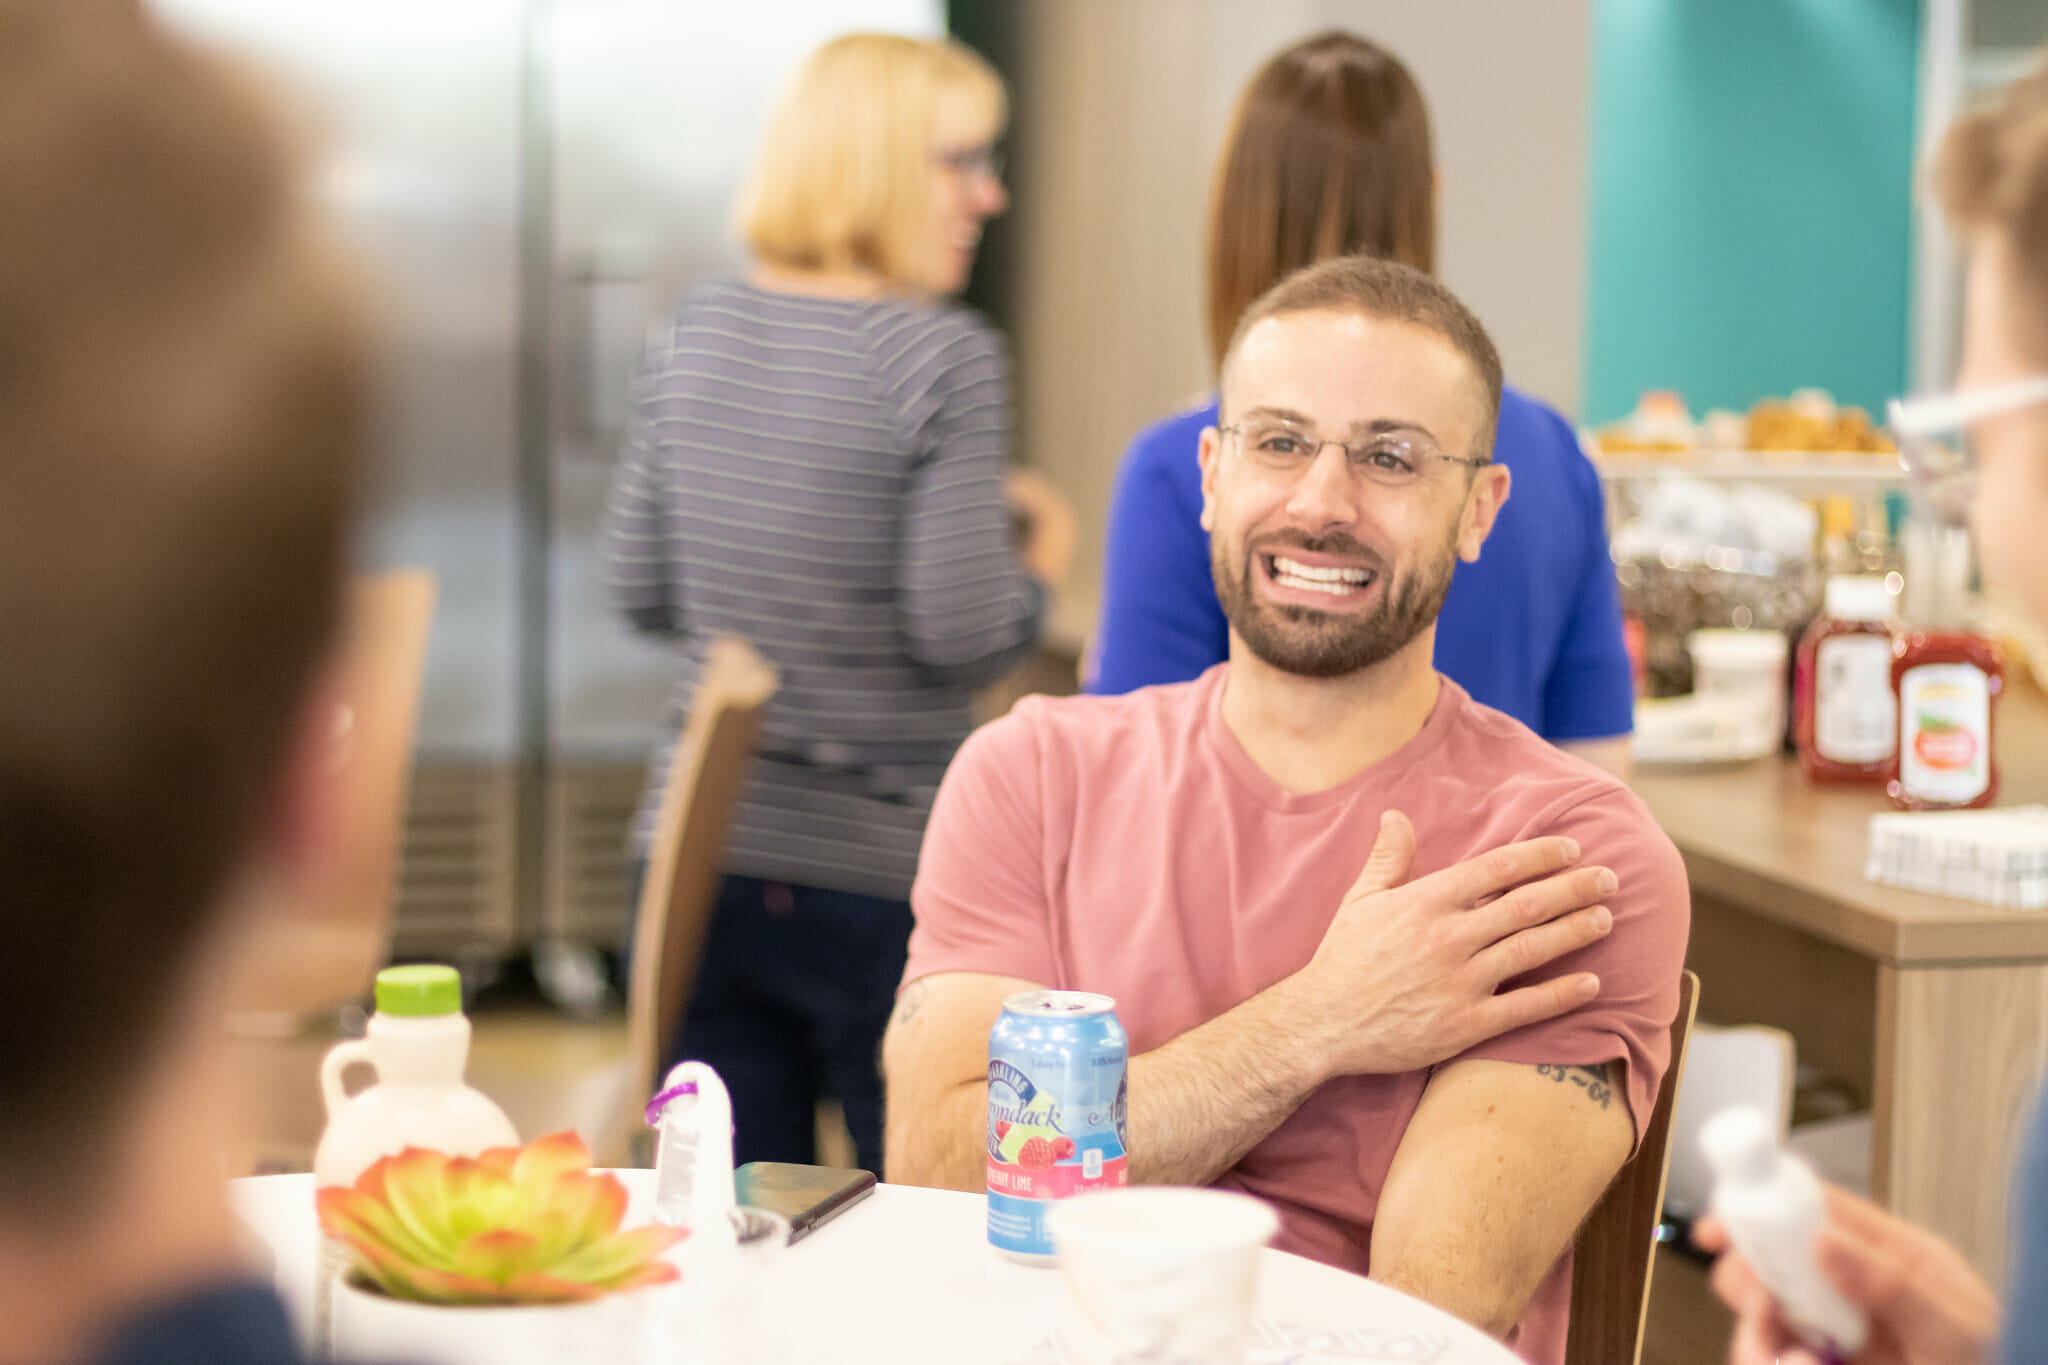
left=664, top=874, right=914, bottom=1175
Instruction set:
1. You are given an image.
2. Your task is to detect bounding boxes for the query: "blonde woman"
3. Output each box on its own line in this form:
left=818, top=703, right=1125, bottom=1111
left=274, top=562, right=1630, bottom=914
left=601, top=32, right=1067, bottom=1173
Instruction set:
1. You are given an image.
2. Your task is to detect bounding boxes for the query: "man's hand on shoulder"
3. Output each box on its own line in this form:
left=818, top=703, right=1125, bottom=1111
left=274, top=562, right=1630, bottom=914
left=1273, top=809, right=1619, bottom=1085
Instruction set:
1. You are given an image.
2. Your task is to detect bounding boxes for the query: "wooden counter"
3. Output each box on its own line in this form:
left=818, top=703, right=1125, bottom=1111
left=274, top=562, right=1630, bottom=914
left=1634, top=683, right=2048, bottom=1284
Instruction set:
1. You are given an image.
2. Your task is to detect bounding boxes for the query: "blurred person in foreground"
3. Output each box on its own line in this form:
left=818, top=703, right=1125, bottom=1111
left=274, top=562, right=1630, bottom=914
left=884, top=255, right=1689, bottom=1361
left=600, top=32, right=1071, bottom=1175
left=0, top=2, right=370, bottom=1362
left=1698, top=53, right=2048, bottom=1365
left=1090, top=30, right=1633, bottom=778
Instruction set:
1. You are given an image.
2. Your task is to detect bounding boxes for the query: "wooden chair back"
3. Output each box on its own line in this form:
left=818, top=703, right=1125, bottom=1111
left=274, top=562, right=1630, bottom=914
left=611, top=635, right=777, bottom=1164
left=1565, top=969, right=1701, bottom=1365
left=223, top=569, right=437, bottom=1023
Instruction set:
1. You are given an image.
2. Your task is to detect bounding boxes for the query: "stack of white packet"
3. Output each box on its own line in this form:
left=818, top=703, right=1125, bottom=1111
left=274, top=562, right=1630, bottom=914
left=1866, top=805, right=2048, bottom=909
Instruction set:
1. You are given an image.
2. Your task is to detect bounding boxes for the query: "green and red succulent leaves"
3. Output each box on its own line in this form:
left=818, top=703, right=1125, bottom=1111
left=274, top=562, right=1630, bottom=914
left=316, top=1131, right=685, bottom=1306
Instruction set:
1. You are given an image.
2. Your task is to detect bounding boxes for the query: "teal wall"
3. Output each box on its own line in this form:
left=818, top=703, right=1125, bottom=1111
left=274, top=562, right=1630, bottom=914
left=1583, top=0, right=1921, bottom=426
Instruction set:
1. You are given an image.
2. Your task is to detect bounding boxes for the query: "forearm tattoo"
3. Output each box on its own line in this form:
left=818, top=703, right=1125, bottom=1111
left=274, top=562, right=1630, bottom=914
left=1534, top=1061, right=1616, bottom=1110
left=893, top=979, right=930, bottom=1028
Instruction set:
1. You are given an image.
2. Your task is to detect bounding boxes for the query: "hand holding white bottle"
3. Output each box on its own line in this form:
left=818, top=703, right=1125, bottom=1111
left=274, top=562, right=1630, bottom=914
left=1701, top=1106, right=1868, bottom=1357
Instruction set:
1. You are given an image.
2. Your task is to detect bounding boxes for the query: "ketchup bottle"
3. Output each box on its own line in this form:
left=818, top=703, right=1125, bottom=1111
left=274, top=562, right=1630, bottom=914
left=1795, top=576, right=1896, bottom=784
left=1888, top=522, right=2003, bottom=810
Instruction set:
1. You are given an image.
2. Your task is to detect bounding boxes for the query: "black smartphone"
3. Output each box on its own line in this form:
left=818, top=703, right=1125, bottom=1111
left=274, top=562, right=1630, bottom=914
left=733, top=1161, right=877, bottom=1243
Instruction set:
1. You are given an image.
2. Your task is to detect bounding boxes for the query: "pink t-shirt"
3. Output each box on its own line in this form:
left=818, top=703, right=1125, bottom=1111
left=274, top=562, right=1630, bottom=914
left=905, top=666, right=1690, bottom=1362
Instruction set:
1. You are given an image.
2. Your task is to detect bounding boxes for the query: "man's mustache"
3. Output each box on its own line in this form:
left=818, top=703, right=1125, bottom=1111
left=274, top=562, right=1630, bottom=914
left=1246, top=531, right=1386, bottom=573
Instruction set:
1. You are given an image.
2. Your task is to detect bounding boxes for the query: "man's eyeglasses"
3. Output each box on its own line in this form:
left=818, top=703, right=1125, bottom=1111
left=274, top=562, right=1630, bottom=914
left=1888, top=374, right=2048, bottom=526
left=1218, top=419, right=1489, bottom=490
left=936, top=143, right=1004, bottom=182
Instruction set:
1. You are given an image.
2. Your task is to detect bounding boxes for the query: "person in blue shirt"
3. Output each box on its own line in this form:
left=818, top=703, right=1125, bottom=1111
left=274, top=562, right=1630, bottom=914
left=1090, top=30, right=1634, bottom=777
left=1699, top=51, right=2048, bottom=1365
left=0, top=5, right=386, bottom=1362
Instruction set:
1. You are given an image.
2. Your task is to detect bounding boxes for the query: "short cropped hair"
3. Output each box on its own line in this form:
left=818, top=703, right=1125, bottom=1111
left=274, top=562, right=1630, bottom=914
left=737, top=32, right=1005, bottom=288
left=1221, top=254, right=1503, bottom=462
left=1934, top=51, right=2048, bottom=363
left=1205, top=31, right=1436, bottom=375
left=0, top=0, right=365, bottom=1202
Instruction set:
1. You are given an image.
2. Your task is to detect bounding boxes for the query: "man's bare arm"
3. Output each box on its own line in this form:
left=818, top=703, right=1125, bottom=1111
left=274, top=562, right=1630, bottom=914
left=885, top=811, right=1620, bottom=1192
left=882, top=971, right=1038, bottom=1190
left=1369, top=1056, right=1635, bottom=1339
left=882, top=966, right=1336, bottom=1190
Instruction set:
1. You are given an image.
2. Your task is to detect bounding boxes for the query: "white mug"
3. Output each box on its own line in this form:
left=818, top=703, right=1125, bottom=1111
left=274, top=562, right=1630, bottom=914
left=1048, top=1187, right=1279, bottom=1365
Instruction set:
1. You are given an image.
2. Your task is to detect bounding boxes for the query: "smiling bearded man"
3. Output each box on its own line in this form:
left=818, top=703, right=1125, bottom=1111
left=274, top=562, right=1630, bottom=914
left=1203, top=259, right=1503, bottom=681
left=882, top=254, right=1689, bottom=1362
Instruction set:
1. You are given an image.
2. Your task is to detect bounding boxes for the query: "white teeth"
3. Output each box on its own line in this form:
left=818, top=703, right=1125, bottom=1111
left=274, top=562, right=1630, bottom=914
left=1276, top=574, right=1358, bottom=596
left=1271, top=556, right=1371, bottom=584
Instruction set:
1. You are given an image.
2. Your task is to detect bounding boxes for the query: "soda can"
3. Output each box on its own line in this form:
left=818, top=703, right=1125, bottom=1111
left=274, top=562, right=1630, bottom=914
left=986, top=990, right=1129, bottom=1262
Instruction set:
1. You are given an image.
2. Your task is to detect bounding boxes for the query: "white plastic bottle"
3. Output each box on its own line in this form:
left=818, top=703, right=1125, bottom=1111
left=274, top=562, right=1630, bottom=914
left=1700, top=1106, right=1868, bottom=1356
left=647, top=1059, right=737, bottom=1243
left=646, top=1062, right=761, bottom=1363
left=313, top=963, right=518, bottom=1184
left=312, top=964, right=518, bottom=1350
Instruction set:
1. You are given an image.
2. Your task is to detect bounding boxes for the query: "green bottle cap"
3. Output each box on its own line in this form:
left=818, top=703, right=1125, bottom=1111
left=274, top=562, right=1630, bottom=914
left=374, top=964, right=463, bottom=1017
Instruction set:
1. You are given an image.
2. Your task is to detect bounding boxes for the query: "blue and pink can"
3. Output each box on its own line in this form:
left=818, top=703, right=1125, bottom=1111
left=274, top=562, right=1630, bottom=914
left=986, top=990, right=1129, bottom=1262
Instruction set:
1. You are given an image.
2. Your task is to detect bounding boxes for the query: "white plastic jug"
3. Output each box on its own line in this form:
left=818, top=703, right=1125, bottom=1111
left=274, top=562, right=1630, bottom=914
left=314, top=963, right=518, bottom=1186
left=311, top=964, right=519, bottom=1355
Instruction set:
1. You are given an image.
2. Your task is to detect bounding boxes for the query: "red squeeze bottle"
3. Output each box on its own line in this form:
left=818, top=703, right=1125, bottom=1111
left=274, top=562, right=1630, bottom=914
left=1887, top=522, right=2003, bottom=810
left=1795, top=576, right=1897, bottom=784
left=1888, top=628, right=2003, bottom=809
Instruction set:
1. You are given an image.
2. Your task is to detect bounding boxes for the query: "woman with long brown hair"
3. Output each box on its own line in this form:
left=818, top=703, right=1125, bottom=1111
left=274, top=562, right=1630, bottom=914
left=1090, top=30, right=1632, bottom=775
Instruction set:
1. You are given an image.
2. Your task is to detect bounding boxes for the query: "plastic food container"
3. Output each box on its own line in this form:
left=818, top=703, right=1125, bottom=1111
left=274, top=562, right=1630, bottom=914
left=1690, top=628, right=1789, bottom=746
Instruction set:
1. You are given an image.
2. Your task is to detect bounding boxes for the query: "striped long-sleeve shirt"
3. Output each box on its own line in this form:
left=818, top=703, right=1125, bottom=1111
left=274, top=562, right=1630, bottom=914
left=600, top=280, right=1046, bottom=901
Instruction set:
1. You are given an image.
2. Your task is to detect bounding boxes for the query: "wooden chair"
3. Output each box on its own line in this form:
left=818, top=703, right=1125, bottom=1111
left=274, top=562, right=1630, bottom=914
left=1565, top=969, right=1702, bottom=1365
left=600, top=634, right=777, bottom=1165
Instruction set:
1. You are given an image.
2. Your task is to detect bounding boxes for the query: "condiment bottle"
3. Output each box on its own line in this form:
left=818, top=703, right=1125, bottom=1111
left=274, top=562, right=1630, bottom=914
left=1795, top=575, right=1897, bottom=783
left=1889, top=521, right=2003, bottom=810
left=313, top=963, right=518, bottom=1184
left=647, top=1062, right=754, bottom=1362
left=647, top=1059, right=737, bottom=1242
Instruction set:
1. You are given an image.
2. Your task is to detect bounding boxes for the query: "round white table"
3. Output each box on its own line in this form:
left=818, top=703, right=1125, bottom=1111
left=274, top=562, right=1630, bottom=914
left=231, top=1173, right=1518, bottom=1364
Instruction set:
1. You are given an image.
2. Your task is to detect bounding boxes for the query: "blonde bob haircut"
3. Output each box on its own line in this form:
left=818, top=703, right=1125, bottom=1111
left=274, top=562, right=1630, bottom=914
left=738, top=32, right=1005, bottom=288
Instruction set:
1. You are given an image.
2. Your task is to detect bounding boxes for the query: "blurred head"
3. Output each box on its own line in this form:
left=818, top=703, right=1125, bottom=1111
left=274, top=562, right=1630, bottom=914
left=0, top=0, right=365, bottom=1206
left=738, top=32, right=1008, bottom=297
left=1204, top=30, right=1436, bottom=374
left=1932, top=53, right=2048, bottom=626
left=1199, top=256, right=1506, bottom=679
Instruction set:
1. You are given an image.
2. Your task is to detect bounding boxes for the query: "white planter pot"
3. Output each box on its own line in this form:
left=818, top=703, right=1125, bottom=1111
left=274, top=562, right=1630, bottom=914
left=330, top=1278, right=648, bottom=1365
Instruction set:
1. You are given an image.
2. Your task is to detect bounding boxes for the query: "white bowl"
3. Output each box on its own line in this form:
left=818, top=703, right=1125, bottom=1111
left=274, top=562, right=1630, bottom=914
left=331, top=1279, right=646, bottom=1365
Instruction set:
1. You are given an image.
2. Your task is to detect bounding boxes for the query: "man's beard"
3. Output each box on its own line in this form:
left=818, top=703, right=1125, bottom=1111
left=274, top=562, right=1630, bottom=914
left=1212, top=529, right=1459, bottom=679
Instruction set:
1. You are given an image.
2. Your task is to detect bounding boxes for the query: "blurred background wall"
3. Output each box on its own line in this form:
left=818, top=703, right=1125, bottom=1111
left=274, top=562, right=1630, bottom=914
left=1582, top=0, right=1921, bottom=426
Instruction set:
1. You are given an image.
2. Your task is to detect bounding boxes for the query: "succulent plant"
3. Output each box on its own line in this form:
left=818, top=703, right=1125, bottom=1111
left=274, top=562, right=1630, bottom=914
left=317, top=1131, right=686, bottom=1306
